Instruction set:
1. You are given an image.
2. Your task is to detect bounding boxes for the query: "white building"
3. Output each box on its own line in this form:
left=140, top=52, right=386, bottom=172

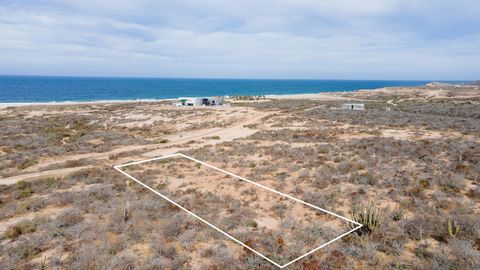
left=176, top=96, right=224, bottom=106
left=342, top=103, right=365, bottom=110
left=178, top=97, right=202, bottom=106
left=209, top=96, right=224, bottom=106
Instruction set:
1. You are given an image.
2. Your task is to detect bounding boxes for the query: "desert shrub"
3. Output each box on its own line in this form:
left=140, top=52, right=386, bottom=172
left=302, top=191, right=338, bottom=210
left=178, top=229, right=198, bottom=252
left=376, top=225, right=408, bottom=256
left=163, top=214, right=185, bottom=240
left=314, top=170, right=330, bottom=188
left=466, top=185, right=480, bottom=198
left=349, top=171, right=378, bottom=185
left=4, top=220, right=37, bottom=240
left=13, top=180, right=33, bottom=199
left=64, top=244, right=109, bottom=269
left=75, top=186, right=114, bottom=209
left=270, top=202, right=287, bottom=218
left=14, top=189, right=33, bottom=200
left=293, top=224, right=328, bottom=246
left=200, top=247, right=215, bottom=258
left=68, top=166, right=118, bottom=184
left=4, top=234, right=46, bottom=261
left=55, top=208, right=84, bottom=228
left=341, top=235, right=378, bottom=263
left=142, top=258, right=170, bottom=269
left=414, top=242, right=434, bottom=260
left=42, top=158, right=96, bottom=171
left=275, top=172, right=288, bottom=183
left=403, top=214, right=444, bottom=241
left=246, top=220, right=258, bottom=228
left=106, top=253, right=137, bottom=270
left=204, top=244, right=239, bottom=269
left=390, top=207, right=404, bottom=222
left=30, top=177, right=62, bottom=193
left=47, top=190, right=76, bottom=207
left=171, top=255, right=190, bottom=269
left=438, top=174, right=466, bottom=193
left=449, top=239, right=480, bottom=269
left=337, top=161, right=354, bottom=174
left=309, top=250, right=351, bottom=270
left=19, top=197, right=48, bottom=213
left=152, top=243, right=177, bottom=259
left=240, top=252, right=276, bottom=270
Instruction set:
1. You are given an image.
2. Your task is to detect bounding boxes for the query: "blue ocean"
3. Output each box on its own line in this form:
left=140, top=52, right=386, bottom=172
left=0, top=75, right=434, bottom=103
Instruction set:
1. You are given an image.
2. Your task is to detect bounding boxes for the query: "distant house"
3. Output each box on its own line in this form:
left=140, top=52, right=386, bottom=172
left=209, top=96, right=224, bottom=106
left=176, top=96, right=224, bottom=107
left=342, top=103, right=365, bottom=110
left=178, top=97, right=202, bottom=106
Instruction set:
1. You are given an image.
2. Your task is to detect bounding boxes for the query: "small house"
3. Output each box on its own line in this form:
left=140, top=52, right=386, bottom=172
left=178, top=97, right=202, bottom=106
left=342, top=103, right=365, bottom=111
left=209, top=96, right=224, bottom=106
left=176, top=96, right=224, bottom=107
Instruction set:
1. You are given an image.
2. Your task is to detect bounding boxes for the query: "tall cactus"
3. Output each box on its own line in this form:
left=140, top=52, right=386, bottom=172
left=123, top=201, right=131, bottom=222
left=447, top=218, right=460, bottom=237
left=350, top=204, right=383, bottom=235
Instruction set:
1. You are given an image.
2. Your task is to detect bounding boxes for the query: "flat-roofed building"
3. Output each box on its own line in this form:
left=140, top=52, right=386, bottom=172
left=342, top=103, right=365, bottom=110
left=176, top=96, right=224, bottom=107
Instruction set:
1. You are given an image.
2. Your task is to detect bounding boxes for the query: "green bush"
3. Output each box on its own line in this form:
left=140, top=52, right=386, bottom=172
left=4, top=220, right=37, bottom=239
left=247, top=220, right=258, bottom=228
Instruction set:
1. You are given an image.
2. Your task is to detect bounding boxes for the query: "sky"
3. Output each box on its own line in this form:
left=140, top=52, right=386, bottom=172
left=0, top=0, right=479, bottom=80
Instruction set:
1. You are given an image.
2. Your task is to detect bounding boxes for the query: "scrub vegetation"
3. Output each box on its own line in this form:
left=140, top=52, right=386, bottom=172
left=1, top=85, right=479, bottom=269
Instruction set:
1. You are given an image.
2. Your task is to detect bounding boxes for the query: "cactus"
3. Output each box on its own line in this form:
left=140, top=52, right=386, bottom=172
left=350, top=204, right=383, bottom=235
left=123, top=201, right=130, bottom=222
left=447, top=218, right=460, bottom=237
left=40, top=257, right=47, bottom=270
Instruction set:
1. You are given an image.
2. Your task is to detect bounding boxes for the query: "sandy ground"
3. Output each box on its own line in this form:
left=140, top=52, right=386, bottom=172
left=0, top=166, right=95, bottom=186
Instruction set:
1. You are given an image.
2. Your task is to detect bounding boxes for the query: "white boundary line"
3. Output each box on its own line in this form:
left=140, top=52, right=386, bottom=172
left=114, top=153, right=362, bottom=268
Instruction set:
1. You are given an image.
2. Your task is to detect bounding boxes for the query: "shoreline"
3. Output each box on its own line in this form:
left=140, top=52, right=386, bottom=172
left=0, top=98, right=177, bottom=109
left=0, top=90, right=367, bottom=108
left=8, top=82, right=478, bottom=108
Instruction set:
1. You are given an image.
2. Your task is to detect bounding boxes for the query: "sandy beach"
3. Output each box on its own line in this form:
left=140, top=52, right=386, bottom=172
left=0, top=98, right=177, bottom=109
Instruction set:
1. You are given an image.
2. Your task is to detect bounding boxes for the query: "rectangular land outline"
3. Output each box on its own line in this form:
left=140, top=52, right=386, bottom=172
left=114, top=153, right=363, bottom=268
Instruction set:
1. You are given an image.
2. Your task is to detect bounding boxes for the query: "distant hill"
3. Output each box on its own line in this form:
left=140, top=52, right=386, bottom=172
left=466, top=81, right=480, bottom=86
left=426, top=81, right=480, bottom=87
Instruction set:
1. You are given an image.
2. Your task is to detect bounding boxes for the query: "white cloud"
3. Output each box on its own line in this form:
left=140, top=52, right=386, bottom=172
left=0, top=0, right=479, bottom=79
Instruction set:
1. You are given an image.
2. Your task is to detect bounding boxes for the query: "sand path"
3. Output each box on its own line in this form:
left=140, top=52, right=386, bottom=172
left=0, top=166, right=95, bottom=186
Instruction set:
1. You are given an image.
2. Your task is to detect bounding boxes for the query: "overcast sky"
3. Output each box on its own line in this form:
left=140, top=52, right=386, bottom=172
left=0, top=0, right=479, bottom=80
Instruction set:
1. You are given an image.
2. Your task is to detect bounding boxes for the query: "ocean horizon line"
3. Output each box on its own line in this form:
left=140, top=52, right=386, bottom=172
left=0, top=74, right=471, bottom=82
